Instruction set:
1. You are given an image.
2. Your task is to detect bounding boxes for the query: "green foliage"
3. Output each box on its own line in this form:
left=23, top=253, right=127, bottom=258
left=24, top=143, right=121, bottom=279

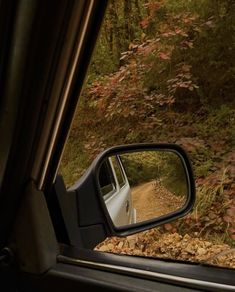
left=189, top=0, right=235, bottom=102
left=171, top=168, right=234, bottom=246
left=120, top=151, right=162, bottom=186
left=87, top=0, right=147, bottom=82
left=87, top=0, right=235, bottom=107
left=189, top=145, right=215, bottom=178
left=119, top=151, right=187, bottom=198
left=194, top=159, right=214, bottom=178
left=195, top=105, right=235, bottom=140
left=159, top=152, right=188, bottom=196
left=59, top=139, right=91, bottom=186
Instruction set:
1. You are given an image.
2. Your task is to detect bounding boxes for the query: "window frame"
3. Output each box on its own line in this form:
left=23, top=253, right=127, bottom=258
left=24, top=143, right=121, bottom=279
left=110, top=155, right=127, bottom=190
left=99, top=159, right=117, bottom=200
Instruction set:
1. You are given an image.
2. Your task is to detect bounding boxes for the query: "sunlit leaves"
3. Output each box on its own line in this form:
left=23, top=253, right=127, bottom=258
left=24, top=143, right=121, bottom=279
left=159, top=52, right=171, bottom=60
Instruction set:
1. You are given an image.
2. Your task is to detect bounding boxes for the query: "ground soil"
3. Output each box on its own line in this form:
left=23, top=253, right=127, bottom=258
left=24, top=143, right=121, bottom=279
left=131, top=181, right=185, bottom=222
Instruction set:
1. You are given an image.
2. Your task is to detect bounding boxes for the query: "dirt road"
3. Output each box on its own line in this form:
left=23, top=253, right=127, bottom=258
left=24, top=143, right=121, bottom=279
left=131, top=181, right=185, bottom=222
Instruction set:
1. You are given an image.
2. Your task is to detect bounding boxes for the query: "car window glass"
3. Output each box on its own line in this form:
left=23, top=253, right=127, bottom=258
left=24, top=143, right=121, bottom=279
left=111, top=156, right=126, bottom=188
left=99, top=160, right=116, bottom=197
left=60, top=0, right=235, bottom=269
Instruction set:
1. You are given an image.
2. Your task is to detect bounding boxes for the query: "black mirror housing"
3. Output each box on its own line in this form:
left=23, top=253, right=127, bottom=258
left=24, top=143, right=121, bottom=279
left=68, top=143, right=195, bottom=248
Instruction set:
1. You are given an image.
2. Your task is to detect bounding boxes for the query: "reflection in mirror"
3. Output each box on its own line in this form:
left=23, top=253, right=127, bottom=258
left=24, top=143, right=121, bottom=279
left=98, top=150, right=188, bottom=227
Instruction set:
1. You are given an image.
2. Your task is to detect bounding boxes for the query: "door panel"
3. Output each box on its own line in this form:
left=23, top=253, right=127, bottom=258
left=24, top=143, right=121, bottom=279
left=18, top=263, right=199, bottom=292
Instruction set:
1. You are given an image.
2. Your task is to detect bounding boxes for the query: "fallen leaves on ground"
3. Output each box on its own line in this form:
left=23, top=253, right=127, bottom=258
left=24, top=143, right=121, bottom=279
left=95, top=230, right=235, bottom=269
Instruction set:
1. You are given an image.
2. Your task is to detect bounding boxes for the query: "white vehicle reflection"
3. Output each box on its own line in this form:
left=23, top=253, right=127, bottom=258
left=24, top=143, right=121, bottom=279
left=99, top=155, right=136, bottom=226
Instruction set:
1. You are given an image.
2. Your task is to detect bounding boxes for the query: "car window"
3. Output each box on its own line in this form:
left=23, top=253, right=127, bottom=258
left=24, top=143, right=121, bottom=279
left=60, top=0, right=235, bottom=269
left=99, top=159, right=116, bottom=197
left=110, top=156, right=126, bottom=188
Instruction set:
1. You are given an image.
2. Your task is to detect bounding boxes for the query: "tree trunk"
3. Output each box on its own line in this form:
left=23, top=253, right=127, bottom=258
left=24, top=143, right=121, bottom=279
left=124, top=0, right=134, bottom=45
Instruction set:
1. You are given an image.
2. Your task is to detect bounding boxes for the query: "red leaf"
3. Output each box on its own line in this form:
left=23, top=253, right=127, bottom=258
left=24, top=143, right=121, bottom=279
left=159, top=52, right=170, bottom=60
left=164, top=223, right=173, bottom=231
left=175, top=28, right=183, bottom=34
left=140, top=17, right=150, bottom=29
left=231, top=234, right=235, bottom=240
left=223, top=215, right=233, bottom=223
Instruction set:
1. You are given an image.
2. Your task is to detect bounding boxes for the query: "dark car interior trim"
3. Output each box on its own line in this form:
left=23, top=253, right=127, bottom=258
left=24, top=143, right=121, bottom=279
left=59, top=256, right=235, bottom=292
left=40, top=0, right=108, bottom=191
left=0, top=0, right=108, bottom=250
left=58, top=246, right=235, bottom=291
left=20, top=263, right=199, bottom=292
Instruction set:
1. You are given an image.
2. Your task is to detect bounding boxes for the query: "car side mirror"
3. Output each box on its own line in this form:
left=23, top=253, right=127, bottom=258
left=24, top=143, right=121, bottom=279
left=94, top=143, right=195, bottom=236
left=67, top=143, right=195, bottom=248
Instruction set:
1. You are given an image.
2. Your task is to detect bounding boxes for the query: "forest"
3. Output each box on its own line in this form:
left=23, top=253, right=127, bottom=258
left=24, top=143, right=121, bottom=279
left=60, top=0, right=235, bottom=267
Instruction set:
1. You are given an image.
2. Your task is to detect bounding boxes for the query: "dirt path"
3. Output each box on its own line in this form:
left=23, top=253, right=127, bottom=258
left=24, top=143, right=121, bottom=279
left=131, top=181, right=185, bottom=222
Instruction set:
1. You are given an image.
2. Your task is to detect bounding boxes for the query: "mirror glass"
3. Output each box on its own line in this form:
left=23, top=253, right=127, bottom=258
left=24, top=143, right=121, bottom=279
left=98, top=150, right=189, bottom=227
